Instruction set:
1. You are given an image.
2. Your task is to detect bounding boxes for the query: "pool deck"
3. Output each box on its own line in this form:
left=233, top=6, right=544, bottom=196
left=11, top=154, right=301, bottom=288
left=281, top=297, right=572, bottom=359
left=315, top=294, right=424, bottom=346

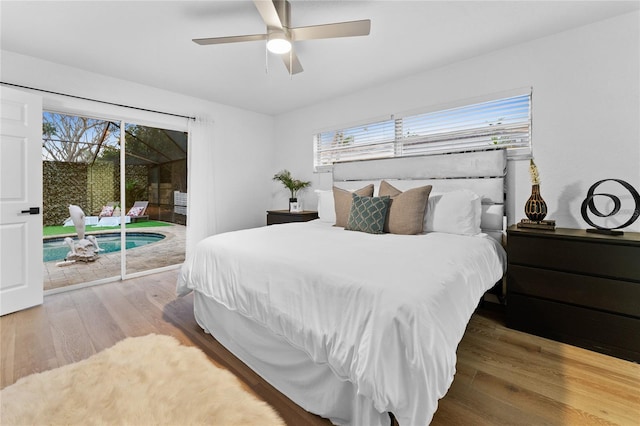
left=43, top=224, right=186, bottom=291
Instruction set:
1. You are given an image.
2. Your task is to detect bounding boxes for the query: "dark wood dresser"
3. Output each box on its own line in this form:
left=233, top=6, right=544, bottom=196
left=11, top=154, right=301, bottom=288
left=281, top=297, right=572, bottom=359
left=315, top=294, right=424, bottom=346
left=506, top=225, right=640, bottom=362
left=267, top=210, right=319, bottom=225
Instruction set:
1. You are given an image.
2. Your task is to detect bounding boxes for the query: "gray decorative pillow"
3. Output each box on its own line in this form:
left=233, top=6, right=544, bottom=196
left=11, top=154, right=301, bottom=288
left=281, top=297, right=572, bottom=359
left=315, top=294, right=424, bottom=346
left=379, top=180, right=432, bottom=235
left=345, top=194, right=391, bottom=234
left=333, top=184, right=375, bottom=227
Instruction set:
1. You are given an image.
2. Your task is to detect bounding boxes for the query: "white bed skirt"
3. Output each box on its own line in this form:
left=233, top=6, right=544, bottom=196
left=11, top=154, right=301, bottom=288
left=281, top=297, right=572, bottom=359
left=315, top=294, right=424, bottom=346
left=193, top=290, right=391, bottom=426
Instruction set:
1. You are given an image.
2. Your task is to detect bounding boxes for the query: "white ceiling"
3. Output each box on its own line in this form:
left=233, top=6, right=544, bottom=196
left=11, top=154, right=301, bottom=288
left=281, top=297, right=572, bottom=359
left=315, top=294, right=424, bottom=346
left=1, top=1, right=638, bottom=116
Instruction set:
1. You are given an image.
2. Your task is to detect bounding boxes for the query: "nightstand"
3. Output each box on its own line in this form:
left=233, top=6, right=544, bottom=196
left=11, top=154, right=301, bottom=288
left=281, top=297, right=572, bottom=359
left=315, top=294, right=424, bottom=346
left=267, top=210, right=319, bottom=225
left=506, top=225, right=640, bottom=362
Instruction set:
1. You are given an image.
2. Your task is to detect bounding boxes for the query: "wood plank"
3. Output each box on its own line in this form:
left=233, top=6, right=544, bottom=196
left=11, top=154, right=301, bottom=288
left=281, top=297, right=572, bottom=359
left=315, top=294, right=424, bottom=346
left=13, top=304, right=58, bottom=379
left=0, top=312, right=16, bottom=388
left=47, top=302, right=95, bottom=365
left=432, top=398, right=494, bottom=426
left=492, top=326, right=640, bottom=397
left=68, top=286, right=126, bottom=353
left=113, top=279, right=194, bottom=348
left=334, top=178, right=505, bottom=204
left=457, top=333, right=639, bottom=425
left=2, top=269, right=638, bottom=426
left=470, top=370, right=616, bottom=425
left=437, top=375, right=552, bottom=425
left=90, top=280, right=158, bottom=338
left=333, top=149, right=506, bottom=180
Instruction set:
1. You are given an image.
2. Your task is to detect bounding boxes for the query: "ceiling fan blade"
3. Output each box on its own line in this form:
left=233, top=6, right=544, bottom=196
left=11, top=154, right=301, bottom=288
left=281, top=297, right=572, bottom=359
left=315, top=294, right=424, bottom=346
left=193, top=34, right=267, bottom=45
left=291, top=20, right=371, bottom=41
left=253, top=0, right=285, bottom=30
left=281, top=50, right=303, bottom=74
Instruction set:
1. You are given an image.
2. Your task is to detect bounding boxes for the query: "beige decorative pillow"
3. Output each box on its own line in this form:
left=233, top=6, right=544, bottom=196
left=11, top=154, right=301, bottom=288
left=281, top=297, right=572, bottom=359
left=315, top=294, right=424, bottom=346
left=379, top=180, right=432, bottom=235
left=333, top=184, right=374, bottom=227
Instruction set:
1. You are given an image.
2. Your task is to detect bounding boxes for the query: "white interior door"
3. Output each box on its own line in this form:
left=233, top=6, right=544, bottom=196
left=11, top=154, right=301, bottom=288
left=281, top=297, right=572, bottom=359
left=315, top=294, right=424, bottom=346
left=0, top=86, right=43, bottom=315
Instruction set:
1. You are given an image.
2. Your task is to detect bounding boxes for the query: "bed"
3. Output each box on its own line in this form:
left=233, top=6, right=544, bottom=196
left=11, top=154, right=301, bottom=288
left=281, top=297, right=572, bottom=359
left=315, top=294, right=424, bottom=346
left=177, top=149, right=508, bottom=425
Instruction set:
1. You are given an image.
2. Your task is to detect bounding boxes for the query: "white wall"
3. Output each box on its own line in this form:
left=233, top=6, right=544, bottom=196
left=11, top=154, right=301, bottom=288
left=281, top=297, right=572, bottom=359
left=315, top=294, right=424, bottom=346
left=1, top=50, right=276, bottom=252
left=272, top=11, right=640, bottom=232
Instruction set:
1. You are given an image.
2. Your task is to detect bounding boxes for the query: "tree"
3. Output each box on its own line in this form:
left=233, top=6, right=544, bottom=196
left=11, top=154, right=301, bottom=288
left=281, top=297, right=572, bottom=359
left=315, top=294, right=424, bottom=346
left=120, top=124, right=187, bottom=165
left=42, top=112, right=115, bottom=163
left=488, top=117, right=515, bottom=146
left=332, top=131, right=354, bottom=146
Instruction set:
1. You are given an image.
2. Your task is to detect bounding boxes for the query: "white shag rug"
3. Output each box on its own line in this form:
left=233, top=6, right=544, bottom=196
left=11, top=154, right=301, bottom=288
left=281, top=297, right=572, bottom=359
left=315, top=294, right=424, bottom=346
left=1, top=334, right=285, bottom=426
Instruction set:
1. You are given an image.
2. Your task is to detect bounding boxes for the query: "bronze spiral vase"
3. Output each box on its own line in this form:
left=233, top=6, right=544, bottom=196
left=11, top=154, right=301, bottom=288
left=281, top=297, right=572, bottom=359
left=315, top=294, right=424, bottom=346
left=525, top=184, right=547, bottom=222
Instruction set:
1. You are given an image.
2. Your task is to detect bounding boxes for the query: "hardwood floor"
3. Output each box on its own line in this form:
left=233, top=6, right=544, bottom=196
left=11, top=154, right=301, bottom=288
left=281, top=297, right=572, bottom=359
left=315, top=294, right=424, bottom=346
left=2, top=269, right=639, bottom=425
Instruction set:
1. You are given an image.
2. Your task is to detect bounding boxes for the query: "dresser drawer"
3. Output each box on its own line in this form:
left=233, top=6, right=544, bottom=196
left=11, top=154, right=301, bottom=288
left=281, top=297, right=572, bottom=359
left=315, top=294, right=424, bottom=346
left=508, top=264, right=640, bottom=317
left=507, top=294, right=640, bottom=362
left=508, top=234, right=640, bottom=281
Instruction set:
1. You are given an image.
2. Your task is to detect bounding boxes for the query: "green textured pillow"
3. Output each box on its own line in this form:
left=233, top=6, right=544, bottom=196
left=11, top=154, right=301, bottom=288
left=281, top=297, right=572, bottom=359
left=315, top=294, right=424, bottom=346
left=345, top=194, right=391, bottom=234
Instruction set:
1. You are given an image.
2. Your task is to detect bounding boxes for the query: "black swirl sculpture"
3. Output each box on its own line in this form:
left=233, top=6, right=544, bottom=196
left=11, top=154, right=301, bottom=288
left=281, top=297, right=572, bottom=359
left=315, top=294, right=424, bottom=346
left=581, top=179, right=640, bottom=235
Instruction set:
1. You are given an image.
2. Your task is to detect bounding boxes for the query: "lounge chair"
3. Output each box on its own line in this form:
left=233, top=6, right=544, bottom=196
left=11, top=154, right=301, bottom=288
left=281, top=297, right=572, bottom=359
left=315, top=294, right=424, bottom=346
left=62, top=204, right=104, bottom=227
left=126, top=201, right=149, bottom=222
left=97, top=202, right=117, bottom=217
left=62, top=216, right=99, bottom=227
left=94, top=201, right=147, bottom=226
left=91, top=202, right=121, bottom=226
left=96, top=216, right=132, bottom=227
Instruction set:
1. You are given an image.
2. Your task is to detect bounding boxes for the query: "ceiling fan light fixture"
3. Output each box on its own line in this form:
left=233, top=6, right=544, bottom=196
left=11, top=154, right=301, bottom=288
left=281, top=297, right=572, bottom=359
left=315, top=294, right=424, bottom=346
left=266, top=32, right=291, bottom=54
left=195, top=0, right=370, bottom=74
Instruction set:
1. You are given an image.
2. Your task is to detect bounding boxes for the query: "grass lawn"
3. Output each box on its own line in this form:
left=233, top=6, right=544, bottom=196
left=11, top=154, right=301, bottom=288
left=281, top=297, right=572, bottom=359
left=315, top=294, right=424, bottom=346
left=43, top=220, right=173, bottom=237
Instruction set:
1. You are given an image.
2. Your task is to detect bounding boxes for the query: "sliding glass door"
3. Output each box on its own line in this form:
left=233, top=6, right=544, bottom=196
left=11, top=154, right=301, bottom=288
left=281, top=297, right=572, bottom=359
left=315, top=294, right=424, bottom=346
left=42, top=112, right=122, bottom=290
left=123, top=123, right=187, bottom=275
left=42, top=111, right=187, bottom=291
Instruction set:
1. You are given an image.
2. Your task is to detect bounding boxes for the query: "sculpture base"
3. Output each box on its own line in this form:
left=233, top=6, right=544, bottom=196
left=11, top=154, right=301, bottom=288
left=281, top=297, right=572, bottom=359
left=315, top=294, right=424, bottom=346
left=62, top=237, right=101, bottom=264
left=586, top=228, right=624, bottom=236
left=66, top=253, right=98, bottom=262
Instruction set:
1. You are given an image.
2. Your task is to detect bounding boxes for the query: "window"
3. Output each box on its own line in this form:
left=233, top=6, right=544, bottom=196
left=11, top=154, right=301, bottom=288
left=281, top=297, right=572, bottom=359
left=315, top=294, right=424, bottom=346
left=314, top=91, right=531, bottom=170
left=314, top=118, right=396, bottom=167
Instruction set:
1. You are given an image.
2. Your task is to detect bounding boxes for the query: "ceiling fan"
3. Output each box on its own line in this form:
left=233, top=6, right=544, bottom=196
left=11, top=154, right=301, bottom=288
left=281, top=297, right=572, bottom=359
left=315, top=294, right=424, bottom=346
left=192, top=0, right=371, bottom=75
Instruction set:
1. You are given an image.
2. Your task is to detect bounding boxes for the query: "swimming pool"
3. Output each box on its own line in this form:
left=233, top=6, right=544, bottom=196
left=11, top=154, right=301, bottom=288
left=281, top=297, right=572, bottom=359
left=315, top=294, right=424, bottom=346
left=43, top=232, right=166, bottom=262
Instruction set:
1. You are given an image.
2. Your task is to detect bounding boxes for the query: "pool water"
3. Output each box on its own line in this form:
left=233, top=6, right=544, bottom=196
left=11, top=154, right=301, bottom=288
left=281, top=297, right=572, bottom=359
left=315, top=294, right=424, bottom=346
left=43, top=232, right=166, bottom=262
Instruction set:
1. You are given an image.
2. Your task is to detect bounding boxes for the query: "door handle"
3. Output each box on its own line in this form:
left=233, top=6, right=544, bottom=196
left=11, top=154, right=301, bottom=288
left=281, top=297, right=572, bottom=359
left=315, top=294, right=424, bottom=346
left=21, top=207, right=40, bottom=215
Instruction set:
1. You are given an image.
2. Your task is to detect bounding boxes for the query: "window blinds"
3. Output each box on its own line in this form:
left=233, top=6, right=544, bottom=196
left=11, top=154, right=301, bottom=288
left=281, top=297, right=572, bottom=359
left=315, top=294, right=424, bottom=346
left=314, top=92, right=531, bottom=170
left=314, top=118, right=396, bottom=169
left=398, top=94, right=531, bottom=157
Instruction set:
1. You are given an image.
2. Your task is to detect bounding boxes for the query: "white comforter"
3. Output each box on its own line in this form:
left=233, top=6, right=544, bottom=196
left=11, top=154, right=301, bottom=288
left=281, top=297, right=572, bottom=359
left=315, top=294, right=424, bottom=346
left=177, top=220, right=506, bottom=425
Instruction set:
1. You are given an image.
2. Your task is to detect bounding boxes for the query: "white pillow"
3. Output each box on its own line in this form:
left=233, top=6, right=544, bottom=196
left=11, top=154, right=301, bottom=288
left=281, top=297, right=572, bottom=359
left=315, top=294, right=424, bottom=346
left=423, top=189, right=482, bottom=235
left=315, top=190, right=336, bottom=223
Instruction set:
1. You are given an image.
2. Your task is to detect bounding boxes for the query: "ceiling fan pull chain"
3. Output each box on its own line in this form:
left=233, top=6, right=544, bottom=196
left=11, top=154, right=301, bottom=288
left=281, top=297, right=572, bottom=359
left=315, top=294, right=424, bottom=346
left=265, top=43, right=269, bottom=74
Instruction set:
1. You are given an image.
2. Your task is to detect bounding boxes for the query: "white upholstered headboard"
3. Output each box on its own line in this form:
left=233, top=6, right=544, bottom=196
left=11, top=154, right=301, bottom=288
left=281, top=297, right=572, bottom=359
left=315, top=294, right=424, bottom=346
left=332, top=149, right=507, bottom=241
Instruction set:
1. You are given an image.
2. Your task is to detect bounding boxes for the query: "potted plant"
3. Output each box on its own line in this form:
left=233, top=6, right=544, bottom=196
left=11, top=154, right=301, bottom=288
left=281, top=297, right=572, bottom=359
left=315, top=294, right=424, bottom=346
left=273, top=170, right=311, bottom=212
